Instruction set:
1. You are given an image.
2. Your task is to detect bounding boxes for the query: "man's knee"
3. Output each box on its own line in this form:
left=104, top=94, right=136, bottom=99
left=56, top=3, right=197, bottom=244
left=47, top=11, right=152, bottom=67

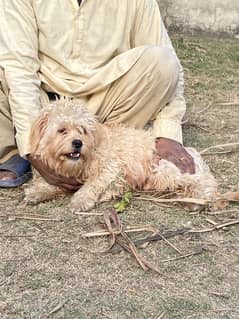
left=139, top=46, right=180, bottom=86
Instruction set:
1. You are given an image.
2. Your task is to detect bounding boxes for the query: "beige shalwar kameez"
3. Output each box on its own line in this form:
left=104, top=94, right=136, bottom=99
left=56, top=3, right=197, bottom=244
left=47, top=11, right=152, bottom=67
left=0, top=0, right=186, bottom=162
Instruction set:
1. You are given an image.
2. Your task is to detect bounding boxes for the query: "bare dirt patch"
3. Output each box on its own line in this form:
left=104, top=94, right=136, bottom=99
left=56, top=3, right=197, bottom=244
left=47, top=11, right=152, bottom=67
left=0, top=35, right=239, bottom=319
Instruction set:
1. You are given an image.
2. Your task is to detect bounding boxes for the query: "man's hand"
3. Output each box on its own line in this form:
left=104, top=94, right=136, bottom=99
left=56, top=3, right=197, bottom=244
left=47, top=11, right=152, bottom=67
left=27, top=154, right=82, bottom=191
left=155, top=137, right=195, bottom=174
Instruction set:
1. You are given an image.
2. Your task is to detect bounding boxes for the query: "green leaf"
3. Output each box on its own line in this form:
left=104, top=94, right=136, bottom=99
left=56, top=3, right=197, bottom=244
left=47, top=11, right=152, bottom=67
left=114, top=191, right=133, bottom=213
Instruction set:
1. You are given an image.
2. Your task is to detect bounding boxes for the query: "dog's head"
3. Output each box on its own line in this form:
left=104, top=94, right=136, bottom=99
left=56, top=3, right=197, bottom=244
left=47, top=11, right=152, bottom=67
left=30, top=98, right=100, bottom=177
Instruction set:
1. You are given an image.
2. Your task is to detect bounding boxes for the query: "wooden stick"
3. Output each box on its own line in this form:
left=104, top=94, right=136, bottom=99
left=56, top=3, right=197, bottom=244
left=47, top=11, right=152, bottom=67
left=200, top=142, right=239, bottom=154
left=82, top=226, right=155, bottom=238
left=209, top=291, right=230, bottom=299
left=205, top=218, right=218, bottom=226
left=0, top=215, right=61, bottom=222
left=46, top=301, right=67, bottom=317
left=196, top=104, right=213, bottom=114
left=137, top=196, right=209, bottom=205
left=119, top=229, right=161, bottom=274
left=158, top=249, right=204, bottom=263
left=157, top=232, right=184, bottom=255
left=75, top=212, right=103, bottom=216
left=189, top=219, right=239, bottom=233
left=207, top=209, right=238, bottom=215
left=134, top=228, right=190, bottom=246
left=215, top=101, right=239, bottom=106
left=202, top=150, right=235, bottom=156
left=0, top=234, right=34, bottom=238
left=196, top=101, right=239, bottom=115
left=208, top=308, right=238, bottom=313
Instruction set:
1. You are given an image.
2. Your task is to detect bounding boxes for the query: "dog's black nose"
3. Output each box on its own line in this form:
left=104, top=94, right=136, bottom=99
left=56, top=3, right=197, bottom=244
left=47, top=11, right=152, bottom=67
left=72, top=139, right=83, bottom=149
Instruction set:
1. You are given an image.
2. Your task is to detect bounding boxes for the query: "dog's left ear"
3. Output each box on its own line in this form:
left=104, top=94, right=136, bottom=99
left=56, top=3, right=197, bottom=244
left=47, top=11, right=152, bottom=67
left=30, top=112, right=49, bottom=154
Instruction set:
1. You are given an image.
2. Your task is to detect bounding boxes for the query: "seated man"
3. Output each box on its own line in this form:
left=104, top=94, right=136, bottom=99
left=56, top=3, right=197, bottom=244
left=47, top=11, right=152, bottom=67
left=0, top=0, right=194, bottom=190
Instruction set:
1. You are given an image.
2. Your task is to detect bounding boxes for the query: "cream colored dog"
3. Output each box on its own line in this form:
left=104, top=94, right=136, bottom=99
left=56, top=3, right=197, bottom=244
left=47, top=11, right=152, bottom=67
left=24, top=98, right=217, bottom=211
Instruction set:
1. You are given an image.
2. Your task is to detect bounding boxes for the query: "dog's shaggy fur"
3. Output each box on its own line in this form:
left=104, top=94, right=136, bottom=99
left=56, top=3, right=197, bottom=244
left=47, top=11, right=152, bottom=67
left=24, top=98, right=217, bottom=211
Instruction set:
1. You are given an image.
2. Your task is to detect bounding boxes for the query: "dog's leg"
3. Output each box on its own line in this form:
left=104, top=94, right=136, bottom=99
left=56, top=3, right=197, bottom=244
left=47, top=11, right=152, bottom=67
left=99, top=185, right=125, bottom=203
left=24, top=174, right=66, bottom=205
left=70, top=170, right=122, bottom=212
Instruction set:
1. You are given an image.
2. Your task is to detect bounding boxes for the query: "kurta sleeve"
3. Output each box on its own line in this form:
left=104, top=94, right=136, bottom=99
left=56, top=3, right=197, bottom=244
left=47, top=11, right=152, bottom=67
left=132, top=0, right=186, bottom=143
left=0, top=0, right=41, bottom=156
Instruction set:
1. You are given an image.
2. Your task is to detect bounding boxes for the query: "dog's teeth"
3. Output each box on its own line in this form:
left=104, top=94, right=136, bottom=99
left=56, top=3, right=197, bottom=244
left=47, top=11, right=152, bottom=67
left=64, top=152, right=80, bottom=160
left=71, top=153, right=80, bottom=158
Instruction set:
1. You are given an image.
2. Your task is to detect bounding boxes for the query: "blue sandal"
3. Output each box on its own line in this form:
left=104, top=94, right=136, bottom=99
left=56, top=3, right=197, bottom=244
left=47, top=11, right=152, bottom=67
left=0, top=154, right=32, bottom=188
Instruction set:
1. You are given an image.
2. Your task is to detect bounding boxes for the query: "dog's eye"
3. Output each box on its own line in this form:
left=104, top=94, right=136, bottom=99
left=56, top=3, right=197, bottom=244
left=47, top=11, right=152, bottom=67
left=58, top=128, right=67, bottom=134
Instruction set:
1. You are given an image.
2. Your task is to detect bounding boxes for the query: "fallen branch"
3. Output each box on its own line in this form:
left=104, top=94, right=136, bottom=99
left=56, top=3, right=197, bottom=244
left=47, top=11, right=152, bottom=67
left=205, top=218, right=218, bottom=226
left=158, top=249, right=204, bottom=263
left=75, top=212, right=103, bottom=216
left=200, top=142, right=239, bottom=155
left=0, top=234, right=34, bottom=238
left=155, top=232, right=184, bottom=255
left=196, top=101, right=239, bottom=115
left=215, top=101, right=239, bottom=106
left=101, top=209, right=161, bottom=274
left=189, top=219, right=239, bottom=233
left=137, top=196, right=209, bottom=205
left=207, top=208, right=238, bottom=215
left=134, top=228, right=190, bottom=247
left=82, top=225, right=156, bottom=238
left=0, top=215, right=62, bottom=222
left=196, top=104, right=213, bottom=114
left=208, top=308, right=239, bottom=313
left=137, top=190, right=239, bottom=211
left=46, top=301, right=67, bottom=318
left=202, top=150, right=235, bottom=156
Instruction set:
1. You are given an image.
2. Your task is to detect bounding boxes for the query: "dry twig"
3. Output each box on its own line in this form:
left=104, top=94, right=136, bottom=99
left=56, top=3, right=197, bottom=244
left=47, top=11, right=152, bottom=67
left=196, top=100, right=239, bottom=115
left=189, top=219, right=239, bottom=233
left=45, top=301, right=67, bottom=318
left=200, top=142, right=239, bottom=155
left=0, top=215, right=62, bottom=222
left=215, top=101, right=239, bottom=106
left=158, top=249, right=204, bottom=263
left=75, top=212, right=103, bottom=216
left=156, top=232, right=183, bottom=255
left=82, top=225, right=156, bottom=238
left=101, top=209, right=161, bottom=274
left=137, top=196, right=209, bottom=205
left=207, top=208, right=238, bottom=215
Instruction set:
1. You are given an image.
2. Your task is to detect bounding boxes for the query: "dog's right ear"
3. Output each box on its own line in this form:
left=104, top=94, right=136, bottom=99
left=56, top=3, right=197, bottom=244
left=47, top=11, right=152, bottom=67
left=30, top=112, right=49, bottom=154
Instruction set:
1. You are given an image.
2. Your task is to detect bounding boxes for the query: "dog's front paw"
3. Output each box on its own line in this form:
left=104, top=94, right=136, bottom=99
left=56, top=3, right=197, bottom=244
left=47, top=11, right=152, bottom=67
left=24, top=188, right=45, bottom=205
left=70, top=193, right=96, bottom=212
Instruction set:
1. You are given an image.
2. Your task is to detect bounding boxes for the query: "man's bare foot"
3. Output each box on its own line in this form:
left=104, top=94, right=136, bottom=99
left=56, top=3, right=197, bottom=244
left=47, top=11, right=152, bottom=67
left=0, top=171, right=17, bottom=180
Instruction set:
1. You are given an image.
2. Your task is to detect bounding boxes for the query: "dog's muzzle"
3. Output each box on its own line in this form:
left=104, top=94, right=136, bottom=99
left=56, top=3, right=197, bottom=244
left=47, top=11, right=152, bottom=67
left=72, top=139, right=83, bottom=150
left=65, top=139, right=83, bottom=161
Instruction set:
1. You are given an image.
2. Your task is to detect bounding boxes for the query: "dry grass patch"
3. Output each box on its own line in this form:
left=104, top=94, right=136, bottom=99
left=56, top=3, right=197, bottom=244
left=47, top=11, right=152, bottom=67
left=0, top=35, right=239, bottom=319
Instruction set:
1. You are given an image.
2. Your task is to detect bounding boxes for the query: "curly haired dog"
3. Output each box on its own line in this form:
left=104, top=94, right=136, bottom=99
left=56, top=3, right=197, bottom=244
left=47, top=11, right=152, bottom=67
left=24, top=98, right=217, bottom=211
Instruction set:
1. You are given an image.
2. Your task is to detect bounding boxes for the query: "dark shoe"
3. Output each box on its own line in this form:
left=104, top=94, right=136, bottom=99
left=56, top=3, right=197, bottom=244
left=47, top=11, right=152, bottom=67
left=0, top=154, right=32, bottom=188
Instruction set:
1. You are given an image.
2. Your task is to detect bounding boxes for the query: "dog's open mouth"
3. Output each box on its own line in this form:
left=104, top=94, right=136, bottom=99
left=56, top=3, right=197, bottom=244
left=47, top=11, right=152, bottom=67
left=65, top=152, right=81, bottom=161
